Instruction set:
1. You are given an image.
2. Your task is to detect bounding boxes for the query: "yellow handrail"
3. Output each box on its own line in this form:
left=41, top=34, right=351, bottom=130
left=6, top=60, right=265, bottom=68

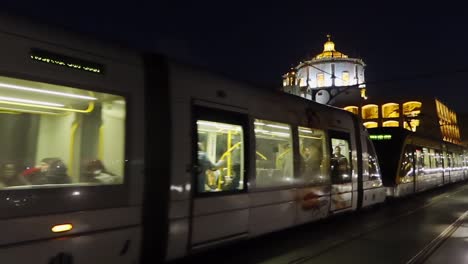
left=69, top=121, right=79, bottom=182
left=0, top=100, right=95, bottom=113
left=219, top=142, right=242, bottom=161
left=256, top=151, right=268, bottom=160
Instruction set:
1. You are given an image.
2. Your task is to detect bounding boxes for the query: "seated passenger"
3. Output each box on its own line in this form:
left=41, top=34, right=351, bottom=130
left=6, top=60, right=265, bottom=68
left=83, top=159, right=121, bottom=184
left=197, top=142, right=225, bottom=192
left=0, top=162, right=28, bottom=187
left=205, top=169, right=220, bottom=191
left=22, top=158, right=71, bottom=185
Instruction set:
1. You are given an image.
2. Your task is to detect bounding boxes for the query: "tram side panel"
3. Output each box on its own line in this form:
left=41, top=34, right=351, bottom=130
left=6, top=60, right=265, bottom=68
left=164, top=62, right=368, bottom=260
left=0, top=16, right=144, bottom=264
left=359, top=127, right=386, bottom=208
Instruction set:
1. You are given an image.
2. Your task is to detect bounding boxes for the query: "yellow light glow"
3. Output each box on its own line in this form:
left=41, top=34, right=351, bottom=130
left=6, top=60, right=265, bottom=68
left=0, top=100, right=94, bottom=113
left=383, top=120, right=399, bottom=127
left=363, top=121, right=378, bottom=128
left=0, top=96, right=64, bottom=107
left=51, top=223, right=73, bottom=233
left=0, top=82, right=96, bottom=100
left=342, top=71, right=349, bottom=86
left=403, top=101, right=422, bottom=117
left=362, top=104, right=378, bottom=119
left=344, top=106, right=358, bottom=115
left=382, top=103, right=399, bottom=118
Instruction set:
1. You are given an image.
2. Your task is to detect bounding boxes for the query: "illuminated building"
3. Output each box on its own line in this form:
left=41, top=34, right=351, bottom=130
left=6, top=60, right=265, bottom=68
left=341, top=98, right=461, bottom=144
left=281, top=36, right=464, bottom=145
left=282, top=35, right=366, bottom=105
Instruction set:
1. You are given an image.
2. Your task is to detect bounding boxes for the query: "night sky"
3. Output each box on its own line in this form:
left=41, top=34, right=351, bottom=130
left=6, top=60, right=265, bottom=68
left=3, top=2, right=468, bottom=113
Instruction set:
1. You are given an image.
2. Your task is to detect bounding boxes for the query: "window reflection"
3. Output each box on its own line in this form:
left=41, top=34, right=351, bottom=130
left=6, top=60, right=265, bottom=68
left=399, top=146, right=414, bottom=183
left=0, top=75, right=126, bottom=189
left=196, top=120, right=244, bottom=193
left=330, top=138, right=351, bottom=184
left=255, top=119, right=293, bottom=187
left=298, top=127, right=329, bottom=185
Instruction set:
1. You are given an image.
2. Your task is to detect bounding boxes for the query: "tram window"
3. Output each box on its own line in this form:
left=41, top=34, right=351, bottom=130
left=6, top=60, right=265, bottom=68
left=196, top=120, right=244, bottom=193
left=254, top=119, right=294, bottom=187
left=429, top=149, right=436, bottom=169
left=422, top=148, right=431, bottom=169
left=0, top=75, right=125, bottom=190
left=414, top=148, right=423, bottom=176
left=330, top=137, right=351, bottom=184
left=366, top=138, right=381, bottom=181
left=298, top=127, right=329, bottom=185
left=435, top=150, right=444, bottom=169
left=443, top=151, right=449, bottom=168
left=398, top=145, right=414, bottom=183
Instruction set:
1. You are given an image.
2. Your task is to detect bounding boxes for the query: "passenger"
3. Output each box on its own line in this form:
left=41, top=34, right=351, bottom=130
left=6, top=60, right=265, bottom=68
left=205, top=169, right=220, bottom=191
left=83, top=159, right=121, bottom=184
left=22, top=158, right=70, bottom=185
left=301, top=145, right=322, bottom=180
left=0, top=162, right=28, bottom=187
left=276, top=143, right=293, bottom=178
left=331, top=146, right=350, bottom=183
left=197, top=142, right=225, bottom=192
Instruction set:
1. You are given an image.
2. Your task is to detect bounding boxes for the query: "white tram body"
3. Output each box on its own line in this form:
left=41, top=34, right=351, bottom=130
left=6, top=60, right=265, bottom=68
left=368, top=128, right=467, bottom=198
left=160, top=61, right=386, bottom=261
left=0, top=15, right=388, bottom=263
left=0, top=15, right=144, bottom=263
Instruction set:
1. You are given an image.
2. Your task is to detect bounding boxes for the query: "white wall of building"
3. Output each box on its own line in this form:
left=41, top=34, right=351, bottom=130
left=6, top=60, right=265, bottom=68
left=296, top=60, right=365, bottom=89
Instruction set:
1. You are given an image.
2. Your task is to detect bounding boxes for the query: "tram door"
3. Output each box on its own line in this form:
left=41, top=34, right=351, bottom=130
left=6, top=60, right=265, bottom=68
left=190, top=106, right=249, bottom=248
left=329, top=132, right=353, bottom=211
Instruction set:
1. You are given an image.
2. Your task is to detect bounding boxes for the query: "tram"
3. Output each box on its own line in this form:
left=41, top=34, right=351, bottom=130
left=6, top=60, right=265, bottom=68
left=0, top=14, right=388, bottom=263
left=368, top=127, right=467, bottom=198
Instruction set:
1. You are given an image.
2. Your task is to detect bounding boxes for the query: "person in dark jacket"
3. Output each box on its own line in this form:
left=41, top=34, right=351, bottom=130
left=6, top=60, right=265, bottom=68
left=22, top=158, right=71, bottom=185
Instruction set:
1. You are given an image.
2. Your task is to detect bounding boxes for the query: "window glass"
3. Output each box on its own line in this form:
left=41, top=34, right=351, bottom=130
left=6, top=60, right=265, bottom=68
left=429, top=149, right=436, bottom=169
left=330, top=138, right=351, bottom=184
left=342, top=71, right=349, bottom=86
left=435, top=150, right=444, bottom=169
left=196, top=120, right=244, bottom=193
left=255, top=119, right=293, bottom=187
left=362, top=104, right=378, bottom=119
left=422, top=147, right=431, bottom=169
left=317, top=73, right=325, bottom=87
left=0, top=75, right=125, bottom=190
left=344, top=106, right=358, bottom=115
left=298, top=127, right=329, bottom=185
left=366, top=138, right=381, bottom=181
left=382, top=103, right=399, bottom=118
left=398, top=145, right=414, bottom=182
left=415, top=147, right=425, bottom=176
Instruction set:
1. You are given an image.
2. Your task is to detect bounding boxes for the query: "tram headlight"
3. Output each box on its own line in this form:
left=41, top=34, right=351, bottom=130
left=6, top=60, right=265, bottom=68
left=51, top=223, right=73, bottom=233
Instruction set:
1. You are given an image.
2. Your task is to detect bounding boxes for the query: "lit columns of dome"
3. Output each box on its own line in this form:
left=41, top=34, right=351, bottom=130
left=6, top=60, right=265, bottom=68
left=283, top=35, right=366, bottom=91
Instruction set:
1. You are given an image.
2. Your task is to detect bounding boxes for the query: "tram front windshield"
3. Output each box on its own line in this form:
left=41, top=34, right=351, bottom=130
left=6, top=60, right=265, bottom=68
left=368, top=128, right=406, bottom=186
left=0, top=75, right=126, bottom=190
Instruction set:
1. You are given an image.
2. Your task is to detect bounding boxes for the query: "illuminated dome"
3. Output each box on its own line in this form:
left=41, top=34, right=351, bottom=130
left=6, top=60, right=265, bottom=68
left=314, top=35, right=348, bottom=59
left=281, top=34, right=366, bottom=105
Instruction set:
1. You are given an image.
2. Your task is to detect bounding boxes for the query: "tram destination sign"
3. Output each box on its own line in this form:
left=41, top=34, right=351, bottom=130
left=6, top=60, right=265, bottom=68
left=30, top=48, right=104, bottom=74
left=369, top=134, right=392, bottom=140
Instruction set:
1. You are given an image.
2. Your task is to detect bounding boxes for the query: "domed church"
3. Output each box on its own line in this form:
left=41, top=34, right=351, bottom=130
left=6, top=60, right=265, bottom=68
left=282, top=35, right=366, bottom=105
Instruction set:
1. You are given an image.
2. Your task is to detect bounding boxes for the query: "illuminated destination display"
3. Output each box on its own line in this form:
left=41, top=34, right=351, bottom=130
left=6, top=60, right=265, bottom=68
left=369, top=134, right=392, bottom=140
left=30, top=49, right=104, bottom=74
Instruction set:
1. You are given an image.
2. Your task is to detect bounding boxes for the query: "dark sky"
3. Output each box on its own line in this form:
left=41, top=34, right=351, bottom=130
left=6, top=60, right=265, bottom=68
left=3, top=1, right=468, bottom=113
